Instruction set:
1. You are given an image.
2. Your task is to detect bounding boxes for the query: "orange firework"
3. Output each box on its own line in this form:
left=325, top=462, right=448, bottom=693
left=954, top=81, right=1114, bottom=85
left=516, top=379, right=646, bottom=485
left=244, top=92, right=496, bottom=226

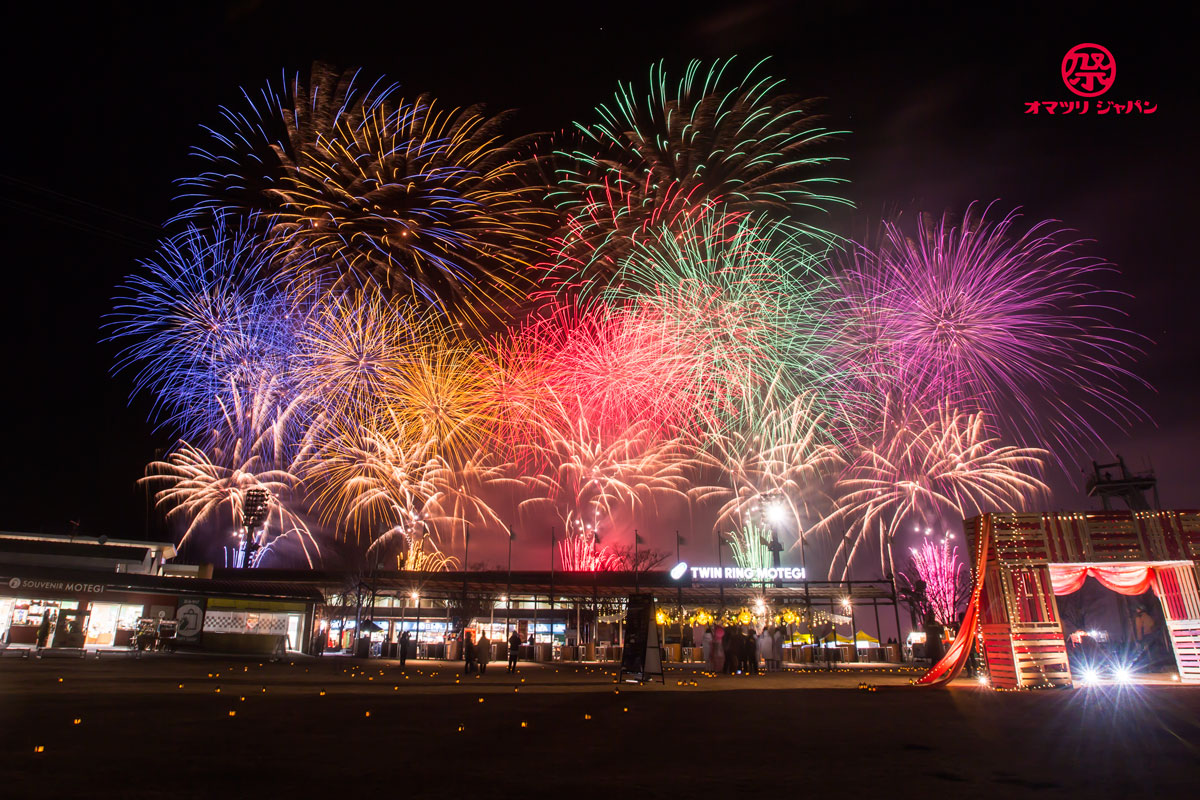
left=294, top=287, right=419, bottom=432
left=178, top=64, right=550, bottom=328
left=378, top=333, right=499, bottom=468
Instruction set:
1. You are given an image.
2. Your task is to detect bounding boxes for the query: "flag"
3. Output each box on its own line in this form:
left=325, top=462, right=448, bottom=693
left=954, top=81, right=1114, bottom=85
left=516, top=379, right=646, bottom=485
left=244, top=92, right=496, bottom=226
left=635, top=532, right=646, bottom=545
left=508, top=527, right=515, bottom=541
left=676, top=533, right=687, bottom=546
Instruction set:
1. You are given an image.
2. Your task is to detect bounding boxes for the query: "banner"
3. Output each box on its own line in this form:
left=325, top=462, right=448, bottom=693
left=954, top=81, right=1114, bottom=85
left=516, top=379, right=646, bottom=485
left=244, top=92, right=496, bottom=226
left=175, top=597, right=206, bottom=642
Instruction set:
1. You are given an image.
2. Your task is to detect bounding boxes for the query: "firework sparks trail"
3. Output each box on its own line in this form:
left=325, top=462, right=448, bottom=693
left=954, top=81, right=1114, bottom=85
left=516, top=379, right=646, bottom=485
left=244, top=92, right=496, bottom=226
left=902, top=538, right=965, bottom=628
left=107, top=215, right=310, bottom=439
left=367, top=526, right=459, bottom=572
left=839, top=203, right=1149, bottom=460
left=691, top=385, right=844, bottom=563
left=830, top=401, right=1048, bottom=579
left=175, top=63, right=549, bottom=327
left=140, top=379, right=320, bottom=566
left=557, top=532, right=622, bottom=572
left=514, top=390, right=698, bottom=552
left=549, top=57, right=849, bottom=284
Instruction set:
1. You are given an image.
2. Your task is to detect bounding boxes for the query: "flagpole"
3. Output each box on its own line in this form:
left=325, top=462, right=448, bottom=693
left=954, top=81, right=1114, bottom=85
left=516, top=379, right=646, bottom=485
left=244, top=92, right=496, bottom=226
left=506, top=526, right=513, bottom=634
left=549, top=526, right=555, bottom=618
left=676, top=531, right=684, bottom=659
left=462, top=522, right=470, bottom=619
left=634, top=529, right=639, bottom=593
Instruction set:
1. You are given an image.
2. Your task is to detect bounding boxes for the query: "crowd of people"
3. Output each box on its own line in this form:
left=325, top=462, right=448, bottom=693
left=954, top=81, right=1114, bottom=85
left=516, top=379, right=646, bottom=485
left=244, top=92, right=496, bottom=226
left=700, top=625, right=787, bottom=674
left=453, top=624, right=793, bottom=676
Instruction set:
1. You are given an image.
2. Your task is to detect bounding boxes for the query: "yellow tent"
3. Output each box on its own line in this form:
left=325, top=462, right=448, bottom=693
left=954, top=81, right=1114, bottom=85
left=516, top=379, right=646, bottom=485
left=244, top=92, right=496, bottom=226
left=793, top=631, right=880, bottom=645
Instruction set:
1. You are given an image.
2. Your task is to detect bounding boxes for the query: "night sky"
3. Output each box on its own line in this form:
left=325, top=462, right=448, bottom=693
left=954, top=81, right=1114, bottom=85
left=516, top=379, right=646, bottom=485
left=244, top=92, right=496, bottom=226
left=1, top=2, right=1194, bottom=552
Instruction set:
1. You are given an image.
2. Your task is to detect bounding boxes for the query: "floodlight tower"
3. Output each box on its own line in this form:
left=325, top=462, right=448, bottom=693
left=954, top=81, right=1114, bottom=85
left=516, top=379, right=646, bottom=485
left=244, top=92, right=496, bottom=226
left=239, top=487, right=271, bottom=567
left=1085, top=455, right=1160, bottom=511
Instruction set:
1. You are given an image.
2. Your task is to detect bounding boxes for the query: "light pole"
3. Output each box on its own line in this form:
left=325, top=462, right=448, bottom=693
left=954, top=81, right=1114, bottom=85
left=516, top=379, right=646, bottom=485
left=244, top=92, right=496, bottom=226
left=411, top=591, right=421, bottom=660
left=717, top=534, right=726, bottom=612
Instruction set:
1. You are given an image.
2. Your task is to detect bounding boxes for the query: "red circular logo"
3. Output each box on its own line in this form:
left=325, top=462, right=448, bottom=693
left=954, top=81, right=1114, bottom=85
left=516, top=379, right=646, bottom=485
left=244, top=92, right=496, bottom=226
left=1061, top=43, right=1116, bottom=97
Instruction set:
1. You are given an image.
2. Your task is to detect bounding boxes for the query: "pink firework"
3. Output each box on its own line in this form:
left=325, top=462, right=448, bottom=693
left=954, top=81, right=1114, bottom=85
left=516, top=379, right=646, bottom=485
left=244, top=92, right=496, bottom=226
left=904, top=538, right=967, bottom=628
left=513, top=298, right=717, bottom=436
left=557, top=532, right=621, bottom=572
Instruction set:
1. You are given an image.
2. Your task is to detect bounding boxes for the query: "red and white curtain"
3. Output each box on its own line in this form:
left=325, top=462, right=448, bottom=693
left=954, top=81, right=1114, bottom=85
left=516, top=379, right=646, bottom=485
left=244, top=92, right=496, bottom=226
left=1048, top=564, right=1153, bottom=597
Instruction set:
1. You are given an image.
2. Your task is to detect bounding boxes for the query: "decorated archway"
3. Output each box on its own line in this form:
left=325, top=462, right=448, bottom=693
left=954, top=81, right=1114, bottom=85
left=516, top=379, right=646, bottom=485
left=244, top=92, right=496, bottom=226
left=917, top=510, right=1200, bottom=688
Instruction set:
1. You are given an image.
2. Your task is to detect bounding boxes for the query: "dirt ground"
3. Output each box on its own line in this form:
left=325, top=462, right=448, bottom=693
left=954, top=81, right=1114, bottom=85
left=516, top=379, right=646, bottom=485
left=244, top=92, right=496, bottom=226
left=1, top=653, right=1197, bottom=799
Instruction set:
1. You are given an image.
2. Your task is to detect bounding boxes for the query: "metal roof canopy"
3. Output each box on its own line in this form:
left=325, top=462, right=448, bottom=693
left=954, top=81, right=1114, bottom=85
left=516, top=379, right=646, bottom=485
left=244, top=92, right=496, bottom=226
left=1, top=564, right=325, bottom=603
left=230, top=569, right=897, bottom=605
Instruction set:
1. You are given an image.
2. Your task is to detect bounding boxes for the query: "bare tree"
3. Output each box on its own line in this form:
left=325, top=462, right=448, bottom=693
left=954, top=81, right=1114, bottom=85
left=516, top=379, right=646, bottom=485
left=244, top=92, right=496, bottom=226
left=611, top=545, right=670, bottom=574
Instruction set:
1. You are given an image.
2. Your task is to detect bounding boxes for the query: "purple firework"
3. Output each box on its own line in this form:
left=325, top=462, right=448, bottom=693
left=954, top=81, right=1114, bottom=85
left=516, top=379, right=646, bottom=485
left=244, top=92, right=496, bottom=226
left=838, top=202, right=1149, bottom=461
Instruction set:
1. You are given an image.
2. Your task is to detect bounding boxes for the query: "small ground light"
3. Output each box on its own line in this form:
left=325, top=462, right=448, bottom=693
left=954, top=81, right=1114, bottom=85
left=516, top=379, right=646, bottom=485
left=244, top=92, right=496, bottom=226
left=977, top=675, right=989, bottom=687
left=34, top=746, right=44, bottom=753
left=520, top=721, right=527, bottom=728
left=228, top=711, right=236, bottom=717
left=73, top=718, right=81, bottom=725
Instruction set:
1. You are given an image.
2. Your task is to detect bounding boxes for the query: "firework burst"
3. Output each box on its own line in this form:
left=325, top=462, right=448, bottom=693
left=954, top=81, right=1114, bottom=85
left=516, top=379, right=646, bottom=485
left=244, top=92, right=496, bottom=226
left=901, top=537, right=967, bottom=628
left=691, top=385, right=844, bottom=567
left=108, top=215, right=307, bottom=438
left=293, top=287, right=419, bottom=433
left=176, top=63, right=548, bottom=326
left=840, top=203, right=1149, bottom=458
left=304, top=424, right=446, bottom=547
left=601, top=210, right=858, bottom=433
left=516, top=395, right=697, bottom=547
left=140, top=382, right=320, bottom=566
left=549, top=57, right=849, bottom=282
left=832, top=401, right=1048, bottom=578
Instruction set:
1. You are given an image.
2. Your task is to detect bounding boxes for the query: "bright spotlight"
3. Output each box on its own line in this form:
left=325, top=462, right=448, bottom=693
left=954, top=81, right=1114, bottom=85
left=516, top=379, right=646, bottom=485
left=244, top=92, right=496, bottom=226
left=1080, top=668, right=1099, bottom=686
left=1114, top=665, right=1133, bottom=685
left=765, top=501, right=788, bottom=526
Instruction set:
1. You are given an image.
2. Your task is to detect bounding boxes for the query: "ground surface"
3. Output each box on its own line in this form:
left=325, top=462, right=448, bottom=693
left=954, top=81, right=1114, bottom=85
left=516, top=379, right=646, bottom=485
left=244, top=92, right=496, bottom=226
left=2, top=654, right=1197, bottom=799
